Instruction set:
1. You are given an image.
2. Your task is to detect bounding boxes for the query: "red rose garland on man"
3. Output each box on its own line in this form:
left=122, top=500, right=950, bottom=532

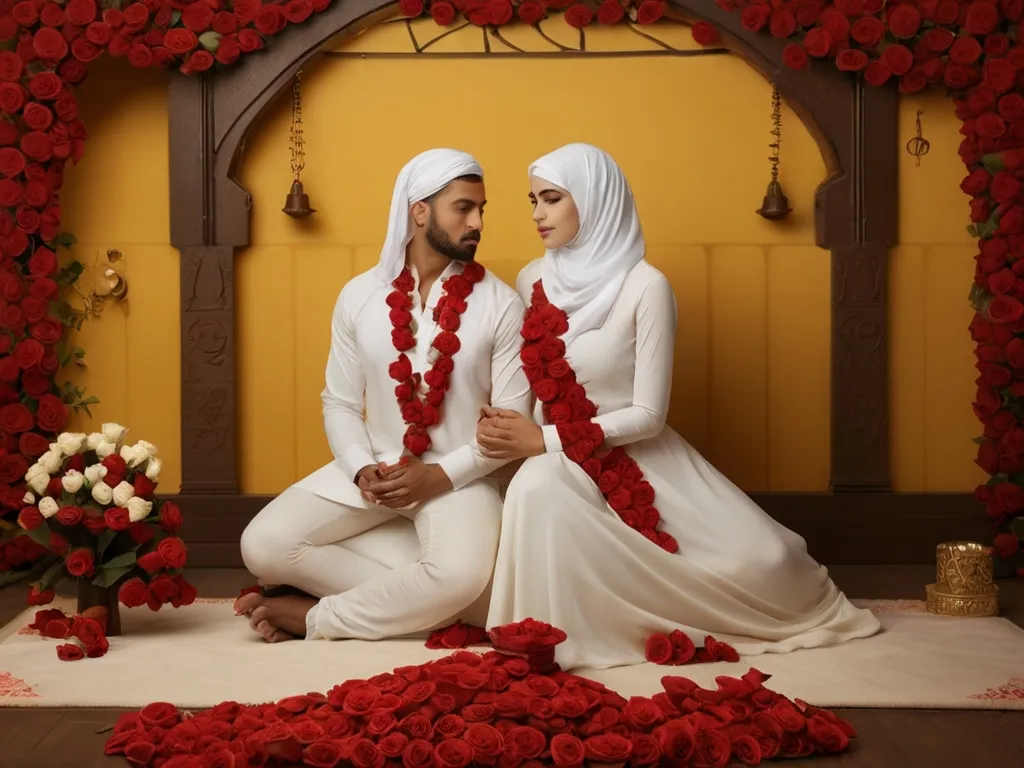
left=388, top=262, right=485, bottom=457
left=521, top=280, right=679, bottom=555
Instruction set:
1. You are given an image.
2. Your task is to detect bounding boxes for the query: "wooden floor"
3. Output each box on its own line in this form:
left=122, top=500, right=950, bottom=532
left=1, top=565, right=1022, bottom=767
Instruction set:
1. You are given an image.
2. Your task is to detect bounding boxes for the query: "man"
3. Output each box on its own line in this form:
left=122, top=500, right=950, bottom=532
left=236, top=149, right=531, bottom=642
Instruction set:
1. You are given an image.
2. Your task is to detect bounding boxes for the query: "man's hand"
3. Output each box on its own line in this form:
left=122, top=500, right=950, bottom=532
left=355, top=464, right=384, bottom=504
left=477, top=407, right=545, bottom=460
left=365, top=456, right=453, bottom=508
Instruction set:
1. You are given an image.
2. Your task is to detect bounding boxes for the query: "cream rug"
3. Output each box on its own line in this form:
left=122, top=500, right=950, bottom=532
left=1, top=598, right=1022, bottom=710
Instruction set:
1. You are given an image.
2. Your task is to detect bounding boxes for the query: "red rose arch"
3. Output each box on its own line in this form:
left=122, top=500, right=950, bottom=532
left=0, top=0, right=1022, bottom=580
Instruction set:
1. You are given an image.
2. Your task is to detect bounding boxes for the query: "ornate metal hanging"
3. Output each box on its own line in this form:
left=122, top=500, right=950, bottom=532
left=756, top=84, right=792, bottom=221
left=283, top=69, right=315, bottom=218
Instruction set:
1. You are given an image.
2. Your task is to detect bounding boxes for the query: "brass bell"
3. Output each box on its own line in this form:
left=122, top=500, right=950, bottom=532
left=283, top=180, right=316, bottom=218
left=756, top=180, right=792, bottom=221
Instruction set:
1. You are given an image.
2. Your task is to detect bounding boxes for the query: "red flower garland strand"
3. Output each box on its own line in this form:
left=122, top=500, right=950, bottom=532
left=521, top=280, right=679, bottom=555
left=387, top=262, right=485, bottom=457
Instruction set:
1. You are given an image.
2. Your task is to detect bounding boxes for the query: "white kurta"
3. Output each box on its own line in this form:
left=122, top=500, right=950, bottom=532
left=241, top=261, right=532, bottom=640
left=297, top=261, right=531, bottom=503
left=486, top=259, right=882, bottom=670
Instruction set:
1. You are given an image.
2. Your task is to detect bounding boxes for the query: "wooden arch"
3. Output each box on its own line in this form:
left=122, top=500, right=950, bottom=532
left=167, top=1, right=972, bottom=565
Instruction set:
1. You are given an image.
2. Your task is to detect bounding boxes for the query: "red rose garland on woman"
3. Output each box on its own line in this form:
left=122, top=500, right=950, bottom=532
left=521, top=280, right=679, bottom=555
left=388, top=262, right=485, bottom=456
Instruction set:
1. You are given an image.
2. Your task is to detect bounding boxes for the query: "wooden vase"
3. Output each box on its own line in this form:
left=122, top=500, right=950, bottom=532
left=76, top=579, right=122, bottom=637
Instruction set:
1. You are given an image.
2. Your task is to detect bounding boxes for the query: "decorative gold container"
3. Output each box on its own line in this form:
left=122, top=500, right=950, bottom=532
left=926, top=541, right=999, bottom=617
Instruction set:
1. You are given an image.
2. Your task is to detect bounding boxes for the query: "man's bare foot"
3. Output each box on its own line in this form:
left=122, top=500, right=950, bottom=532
left=250, top=594, right=319, bottom=640
left=234, top=592, right=263, bottom=617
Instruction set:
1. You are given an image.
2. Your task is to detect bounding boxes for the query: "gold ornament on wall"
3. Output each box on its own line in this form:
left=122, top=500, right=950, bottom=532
left=906, top=109, right=930, bottom=167
left=74, top=248, right=129, bottom=318
left=756, top=84, right=792, bottom=221
left=283, top=69, right=315, bottom=218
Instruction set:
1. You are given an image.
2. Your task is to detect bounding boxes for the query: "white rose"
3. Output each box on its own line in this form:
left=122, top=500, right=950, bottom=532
left=137, top=440, right=158, bottom=456
left=26, top=465, right=50, bottom=495
left=56, top=432, right=87, bottom=455
left=38, top=450, right=62, bottom=474
left=95, top=441, right=117, bottom=458
left=91, top=481, right=113, bottom=505
left=144, top=457, right=163, bottom=481
left=127, top=496, right=153, bottom=523
left=38, top=496, right=59, bottom=518
left=61, top=470, right=85, bottom=494
left=121, top=443, right=152, bottom=467
left=22, top=491, right=34, bottom=504
left=86, top=432, right=104, bottom=450
left=84, top=463, right=107, bottom=485
left=112, top=481, right=135, bottom=507
left=101, top=423, right=128, bottom=444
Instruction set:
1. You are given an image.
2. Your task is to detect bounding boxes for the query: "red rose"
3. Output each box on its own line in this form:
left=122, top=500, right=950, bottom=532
left=768, top=9, right=796, bottom=38
left=690, top=21, right=717, bottom=46
left=18, top=506, right=44, bottom=530
left=464, top=723, right=503, bottom=759
left=803, top=28, right=832, bottom=58
left=782, top=43, right=809, bottom=71
left=157, top=536, right=188, bottom=569
left=836, top=50, right=869, bottom=72
left=185, top=50, right=215, bottom=73
left=163, top=28, right=198, bottom=54
left=549, top=733, right=585, bottom=764
left=740, top=4, right=769, bottom=32
left=128, top=474, right=156, bottom=502
left=964, top=1, right=1000, bottom=35
left=392, top=327, right=415, bottom=351
left=254, top=4, right=286, bottom=35
left=597, top=0, right=625, bottom=25
left=607, top=488, right=631, bottom=511
left=402, top=739, right=433, bottom=768
left=984, top=58, right=1017, bottom=93
left=57, top=643, right=84, bottom=661
left=645, top=633, right=673, bottom=664
left=137, top=550, right=167, bottom=574
left=704, top=634, right=739, bottom=661
left=20, top=131, right=55, bottom=165
left=487, top=0, right=513, bottom=25
left=2, top=403, right=33, bottom=434
left=520, top=345, right=541, bottom=367
left=624, top=696, right=666, bottom=731
left=506, top=726, right=546, bottom=759
left=181, top=1, right=215, bottom=30
left=432, top=331, right=461, bottom=356
left=880, top=44, right=913, bottom=75
left=437, top=309, right=461, bottom=332
left=65, top=547, right=95, bottom=577
left=118, top=577, right=149, bottom=608
left=992, top=172, right=1022, bottom=204
left=36, top=393, right=68, bottom=432
left=33, top=27, right=68, bottom=60
left=434, top=738, right=473, bottom=768
left=104, top=507, right=131, bottom=531
left=55, top=505, right=83, bottom=526
left=564, top=3, right=594, bottom=28
left=420, top=0, right=461, bottom=25
left=978, top=112, right=1009, bottom=138
left=13, top=338, right=44, bottom=370
left=534, top=378, right=560, bottom=402
left=489, top=618, right=567, bottom=654
left=851, top=17, right=884, bottom=47
left=696, top=728, right=732, bottom=766
left=28, top=73, right=62, bottom=101
left=887, top=4, right=921, bottom=38
left=0, top=51, right=23, bottom=81
left=950, top=36, right=984, bottom=66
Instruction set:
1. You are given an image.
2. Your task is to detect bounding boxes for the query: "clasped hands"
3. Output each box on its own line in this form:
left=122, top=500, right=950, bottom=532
left=476, top=407, right=545, bottom=460
left=356, top=456, right=452, bottom=508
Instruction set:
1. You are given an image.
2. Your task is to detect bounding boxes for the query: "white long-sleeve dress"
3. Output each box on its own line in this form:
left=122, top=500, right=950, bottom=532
left=486, top=259, right=882, bottom=670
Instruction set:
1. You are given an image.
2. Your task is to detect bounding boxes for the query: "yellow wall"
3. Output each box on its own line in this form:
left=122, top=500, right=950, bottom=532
left=58, top=18, right=983, bottom=496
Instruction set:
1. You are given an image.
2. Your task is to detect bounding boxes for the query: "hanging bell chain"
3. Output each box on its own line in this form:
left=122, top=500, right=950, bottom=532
left=284, top=69, right=315, bottom=218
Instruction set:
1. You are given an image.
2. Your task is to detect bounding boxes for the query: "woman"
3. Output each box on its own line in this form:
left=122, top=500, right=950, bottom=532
left=478, top=143, right=881, bottom=670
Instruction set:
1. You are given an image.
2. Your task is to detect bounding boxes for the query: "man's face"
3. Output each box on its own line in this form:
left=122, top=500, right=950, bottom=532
left=418, top=178, right=486, bottom=262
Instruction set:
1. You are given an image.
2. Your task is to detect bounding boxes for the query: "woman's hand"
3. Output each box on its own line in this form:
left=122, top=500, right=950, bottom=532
left=476, top=407, right=545, bottom=460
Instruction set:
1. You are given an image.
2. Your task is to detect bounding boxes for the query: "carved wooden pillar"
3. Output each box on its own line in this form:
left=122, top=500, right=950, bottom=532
left=169, top=76, right=240, bottom=494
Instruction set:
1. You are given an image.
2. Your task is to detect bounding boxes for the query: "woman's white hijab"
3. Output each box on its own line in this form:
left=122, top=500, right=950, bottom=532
left=375, top=148, right=484, bottom=285
left=529, top=143, right=645, bottom=345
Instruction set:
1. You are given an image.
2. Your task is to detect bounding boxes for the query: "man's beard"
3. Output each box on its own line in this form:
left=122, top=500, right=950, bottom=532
left=426, top=216, right=479, bottom=262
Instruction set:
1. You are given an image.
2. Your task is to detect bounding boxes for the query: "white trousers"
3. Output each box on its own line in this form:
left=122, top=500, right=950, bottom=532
left=239, top=480, right=502, bottom=640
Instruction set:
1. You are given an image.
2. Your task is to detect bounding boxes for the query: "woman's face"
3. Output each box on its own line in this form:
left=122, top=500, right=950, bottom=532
left=529, top=175, right=579, bottom=249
